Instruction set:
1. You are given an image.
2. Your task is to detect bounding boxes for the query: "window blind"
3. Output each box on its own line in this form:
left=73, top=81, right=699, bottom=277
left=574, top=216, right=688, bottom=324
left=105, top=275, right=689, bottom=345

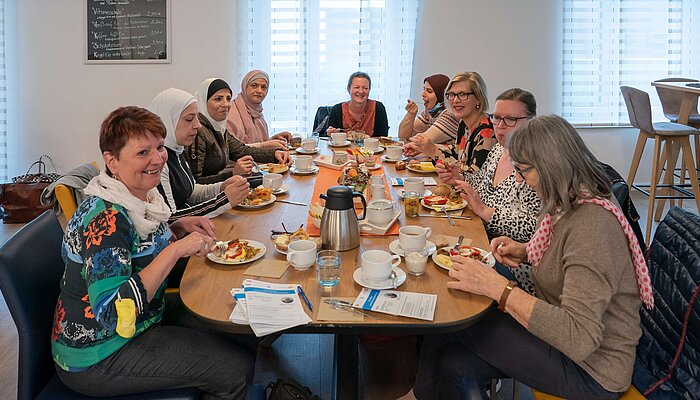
left=562, top=0, right=700, bottom=126
left=238, top=0, right=419, bottom=135
left=0, top=0, right=6, bottom=180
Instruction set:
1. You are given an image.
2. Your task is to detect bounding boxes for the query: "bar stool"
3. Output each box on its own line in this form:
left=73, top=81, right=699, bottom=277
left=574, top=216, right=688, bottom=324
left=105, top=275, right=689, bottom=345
left=620, top=86, right=700, bottom=240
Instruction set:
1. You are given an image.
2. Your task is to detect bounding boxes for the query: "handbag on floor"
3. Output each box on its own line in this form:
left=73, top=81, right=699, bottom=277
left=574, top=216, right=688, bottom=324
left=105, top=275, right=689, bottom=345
left=0, top=155, right=60, bottom=223
left=266, top=377, right=321, bottom=400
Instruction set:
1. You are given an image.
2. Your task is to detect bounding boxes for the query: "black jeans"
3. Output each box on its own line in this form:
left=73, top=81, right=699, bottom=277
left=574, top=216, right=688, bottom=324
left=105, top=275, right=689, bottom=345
left=413, top=308, right=621, bottom=400
left=56, top=295, right=255, bottom=400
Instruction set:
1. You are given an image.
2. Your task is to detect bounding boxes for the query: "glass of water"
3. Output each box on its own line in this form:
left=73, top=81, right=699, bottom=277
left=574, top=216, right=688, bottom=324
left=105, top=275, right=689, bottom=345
left=316, top=250, right=341, bottom=287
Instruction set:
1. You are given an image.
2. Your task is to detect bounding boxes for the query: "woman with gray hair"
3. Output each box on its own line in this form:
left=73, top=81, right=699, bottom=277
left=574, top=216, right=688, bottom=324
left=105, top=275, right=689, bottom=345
left=410, top=115, right=653, bottom=399
left=404, top=71, right=495, bottom=174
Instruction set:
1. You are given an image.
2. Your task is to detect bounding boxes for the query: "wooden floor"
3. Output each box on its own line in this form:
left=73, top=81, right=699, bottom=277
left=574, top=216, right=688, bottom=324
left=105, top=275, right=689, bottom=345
left=0, top=192, right=696, bottom=400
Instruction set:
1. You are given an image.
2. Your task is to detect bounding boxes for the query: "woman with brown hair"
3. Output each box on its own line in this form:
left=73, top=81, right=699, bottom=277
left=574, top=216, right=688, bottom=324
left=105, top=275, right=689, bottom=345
left=325, top=71, right=390, bottom=137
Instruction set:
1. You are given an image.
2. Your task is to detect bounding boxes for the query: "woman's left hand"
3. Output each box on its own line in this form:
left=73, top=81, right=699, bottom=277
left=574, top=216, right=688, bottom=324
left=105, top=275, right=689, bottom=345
left=275, top=151, right=292, bottom=165
left=170, top=216, right=216, bottom=239
left=447, top=255, right=509, bottom=300
left=271, top=131, right=293, bottom=143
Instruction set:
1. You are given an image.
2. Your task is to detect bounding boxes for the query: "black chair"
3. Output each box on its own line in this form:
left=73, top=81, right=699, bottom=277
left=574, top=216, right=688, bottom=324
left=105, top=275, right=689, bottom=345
left=600, top=162, right=647, bottom=252
left=312, top=106, right=333, bottom=136
left=0, top=211, right=199, bottom=400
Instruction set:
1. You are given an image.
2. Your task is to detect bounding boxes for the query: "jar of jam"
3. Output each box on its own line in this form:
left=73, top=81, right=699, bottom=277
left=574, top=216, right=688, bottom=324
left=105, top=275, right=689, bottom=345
left=404, top=191, right=420, bottom=217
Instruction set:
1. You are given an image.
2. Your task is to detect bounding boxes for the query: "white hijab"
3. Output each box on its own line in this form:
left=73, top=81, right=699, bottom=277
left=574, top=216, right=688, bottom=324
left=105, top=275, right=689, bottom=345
left=147, top=88, right=197, bottom=155
left=195, top=78, right=229, bottom=134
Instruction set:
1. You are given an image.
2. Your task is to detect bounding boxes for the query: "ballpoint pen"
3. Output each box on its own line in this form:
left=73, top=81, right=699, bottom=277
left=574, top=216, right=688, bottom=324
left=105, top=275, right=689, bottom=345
left=297, top=286, right=313, bottom=311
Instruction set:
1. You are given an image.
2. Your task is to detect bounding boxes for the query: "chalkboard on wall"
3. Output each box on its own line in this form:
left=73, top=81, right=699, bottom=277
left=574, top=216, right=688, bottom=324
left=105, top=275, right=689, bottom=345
left=85, top=0, right=170, bottom=63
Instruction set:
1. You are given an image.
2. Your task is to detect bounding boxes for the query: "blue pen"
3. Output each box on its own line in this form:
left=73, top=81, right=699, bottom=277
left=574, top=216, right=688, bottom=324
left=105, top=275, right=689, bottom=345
left=297, top=286, right=313, bottom=311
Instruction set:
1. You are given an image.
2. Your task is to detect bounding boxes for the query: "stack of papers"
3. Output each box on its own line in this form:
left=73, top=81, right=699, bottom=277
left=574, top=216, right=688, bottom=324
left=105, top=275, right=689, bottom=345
left=353, top=288, right=437, bottom=321
left=229, top=279, right=312, bottom=337
left=390, top=177, right=437, bottom=186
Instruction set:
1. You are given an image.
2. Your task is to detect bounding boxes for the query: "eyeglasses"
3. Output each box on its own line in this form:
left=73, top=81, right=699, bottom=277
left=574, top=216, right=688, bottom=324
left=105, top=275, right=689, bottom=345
left=445, top=91, right=474, bottom=101
left=489, top=114, right=530, bottom=127
left=512, top=162, right=534, bottom=177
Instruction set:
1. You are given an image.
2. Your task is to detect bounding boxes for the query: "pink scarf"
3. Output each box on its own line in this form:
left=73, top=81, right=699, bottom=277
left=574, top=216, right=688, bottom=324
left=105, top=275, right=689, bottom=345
left=227, top=70, right=270, bottom=144
left=526, top=198, right=654, bottom=309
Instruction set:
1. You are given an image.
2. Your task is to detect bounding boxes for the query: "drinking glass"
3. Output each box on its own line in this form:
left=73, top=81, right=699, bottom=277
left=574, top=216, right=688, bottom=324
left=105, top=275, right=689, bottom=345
left=404, top=191, right=420, bottom=217
left=352, top=130, right=366, bottom=146
left=316, top=250, right=341, bottom=287
left=404, top=247, right=428, bottom=276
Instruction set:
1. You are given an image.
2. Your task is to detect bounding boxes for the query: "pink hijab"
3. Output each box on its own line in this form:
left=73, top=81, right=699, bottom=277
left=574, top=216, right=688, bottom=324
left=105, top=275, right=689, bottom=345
left=227, top=70, right=270, bottom=144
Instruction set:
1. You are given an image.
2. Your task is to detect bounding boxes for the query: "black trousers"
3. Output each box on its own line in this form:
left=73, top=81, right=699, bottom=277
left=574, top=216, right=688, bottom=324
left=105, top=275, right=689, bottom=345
left=413, top=308, right=621, bottom=400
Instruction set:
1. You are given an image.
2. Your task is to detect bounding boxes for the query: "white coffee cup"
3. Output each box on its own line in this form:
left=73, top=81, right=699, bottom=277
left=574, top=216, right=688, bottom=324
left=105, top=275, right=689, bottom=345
left=404, top=177, right=425, bottom=195
left=294, top=155, right=313, bottom=171
left=366, top=199, right=394, bottom=225
left=361, top=250, right=401, bottom=283
left=386, top=145, right=403, bottom=160
left=331, top=132, right=347, bottom=145
left=364, top=138, right=379, bottom=152
left=286, top=240, right=318, bottom=270
left=399, top=225, right=432, bottom=250
left=301, top=139, right=316, bottom=151
left=332, top=151, right=348, bottom=165
left=262, top=173, right=283, bottom=190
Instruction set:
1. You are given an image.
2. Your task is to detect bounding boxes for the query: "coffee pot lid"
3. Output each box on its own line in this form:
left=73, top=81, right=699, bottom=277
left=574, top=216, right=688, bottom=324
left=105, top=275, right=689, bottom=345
left=321, top=185, right=355, bottom=210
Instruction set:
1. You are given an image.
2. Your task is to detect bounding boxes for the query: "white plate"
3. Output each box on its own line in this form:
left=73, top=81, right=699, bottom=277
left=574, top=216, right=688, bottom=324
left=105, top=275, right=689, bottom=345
left=314, top=155, right=352, bottom=170
left=360, top=145, right=385, bottom=154
left=329, top=140, right=351, bottom=147
left=381, top=155, right=401, bottom=163
left=353, top=267, right=407, bottom=290
left=207, top=240, right=267, bottom=265
left=389, top=239, right=437, bottom=256
left=290, top=165, right=319, bottom=175
left=274, top=244, right=288, bottom=255
left=420, top=198, right=468, bottom=211
left=431, top=246, right=495, bottom=271
left=407, top=163, right=436, bottom=173
left=238, top=194, right=277, bottom=209
left=258, top=164, right=289, bottom=174
left=272, top=184, right=291, bottom=195
left=296, top=147, right=319, bottom=154
left=397, top=188, right=432, bottom=199
left=365, top=163, right=382, bottom=171
left=359, top=210, right=401, bottom=235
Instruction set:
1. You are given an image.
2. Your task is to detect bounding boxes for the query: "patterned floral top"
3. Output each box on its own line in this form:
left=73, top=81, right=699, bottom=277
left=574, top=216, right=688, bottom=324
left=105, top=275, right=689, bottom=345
left=437, top=116, right=496, bottom=175
left=52, top=196, right=172, bottom=371
left=465, top=143, right=541, bottom=295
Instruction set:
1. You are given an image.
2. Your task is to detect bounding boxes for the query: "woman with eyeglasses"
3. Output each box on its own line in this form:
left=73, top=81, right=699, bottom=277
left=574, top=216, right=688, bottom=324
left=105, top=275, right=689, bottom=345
left=410, top=115, right=651, bottom=400
left=398, top=74, right=460, bottom=142
left=325, top=71, right=390, bottom=137
left=404, top=71, right=495, bottom=174
left=437, top=88, right=540, bottom=294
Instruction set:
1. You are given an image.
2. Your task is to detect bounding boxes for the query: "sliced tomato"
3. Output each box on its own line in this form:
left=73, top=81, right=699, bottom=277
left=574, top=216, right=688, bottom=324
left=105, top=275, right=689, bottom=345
left=423, top=195, right=448, bottom=206
left=224, top=242, right=243, bottom=259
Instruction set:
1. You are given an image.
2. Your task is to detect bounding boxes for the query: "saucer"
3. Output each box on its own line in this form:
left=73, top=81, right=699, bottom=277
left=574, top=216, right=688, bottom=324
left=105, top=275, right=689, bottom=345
left=272, top=184, right=291, bottom=195
left=389, top=239, right=437, bottom=256
left=361, top=145, right=385, bottom=154
left=353, top=267, right=407, bottom=290
left=381, top=155, right=401, bottom=163
left=290, top=165, right=319, bottom=175
left=329, top=140, right=351, bottom=147
left=296, top=147, right=319, bottom=154
left=397, top=188, right=432, bottom=199
left=364, top=163, right=382, bottom=171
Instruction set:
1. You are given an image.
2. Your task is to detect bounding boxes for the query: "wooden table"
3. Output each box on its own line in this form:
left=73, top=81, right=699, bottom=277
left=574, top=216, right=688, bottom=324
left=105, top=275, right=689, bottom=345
left=179, top=139, right=492, bottom=399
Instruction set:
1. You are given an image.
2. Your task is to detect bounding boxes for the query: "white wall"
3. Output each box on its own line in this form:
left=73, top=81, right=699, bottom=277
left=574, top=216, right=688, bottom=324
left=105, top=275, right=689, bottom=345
left=7, top=0, right=238, bottom=176
left=7, top=0, right=655, bottom=182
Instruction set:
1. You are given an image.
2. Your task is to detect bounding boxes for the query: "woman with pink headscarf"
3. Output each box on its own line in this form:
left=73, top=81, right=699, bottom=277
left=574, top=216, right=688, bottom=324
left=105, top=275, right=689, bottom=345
left=227, top=70, right=292, bottom=149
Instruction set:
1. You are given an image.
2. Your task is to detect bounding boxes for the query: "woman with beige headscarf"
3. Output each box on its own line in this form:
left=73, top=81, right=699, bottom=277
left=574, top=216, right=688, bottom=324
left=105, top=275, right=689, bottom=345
left=227, top=70, right=292, bottom=149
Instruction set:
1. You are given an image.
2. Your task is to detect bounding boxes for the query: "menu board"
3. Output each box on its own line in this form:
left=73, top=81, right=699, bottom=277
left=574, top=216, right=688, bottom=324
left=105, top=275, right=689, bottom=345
left=86, top=0, right=170, bottom=63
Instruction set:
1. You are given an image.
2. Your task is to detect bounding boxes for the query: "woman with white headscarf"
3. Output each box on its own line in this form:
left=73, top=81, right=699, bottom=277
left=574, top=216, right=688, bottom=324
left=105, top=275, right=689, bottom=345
left=149, top=87, right=250, bottom=220
left=187, top=78, right=290, bottom=184
left=227, top=70, right=293, bottom=148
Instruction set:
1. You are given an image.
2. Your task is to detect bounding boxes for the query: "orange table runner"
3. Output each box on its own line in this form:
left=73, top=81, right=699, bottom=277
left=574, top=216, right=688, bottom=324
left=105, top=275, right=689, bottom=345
left=306, top=162, right=398, bottom=236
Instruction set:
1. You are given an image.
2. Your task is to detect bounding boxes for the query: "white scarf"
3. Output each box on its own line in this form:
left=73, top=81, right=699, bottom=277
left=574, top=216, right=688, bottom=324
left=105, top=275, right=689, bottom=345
left=148, top=88, right=197, bottom=155
left=84, top=171, right=171, bottom=239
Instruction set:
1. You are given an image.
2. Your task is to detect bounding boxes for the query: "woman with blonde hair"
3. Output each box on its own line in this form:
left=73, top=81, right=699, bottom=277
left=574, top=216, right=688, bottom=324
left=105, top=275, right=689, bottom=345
left=405, top=71, right=495, bottom=174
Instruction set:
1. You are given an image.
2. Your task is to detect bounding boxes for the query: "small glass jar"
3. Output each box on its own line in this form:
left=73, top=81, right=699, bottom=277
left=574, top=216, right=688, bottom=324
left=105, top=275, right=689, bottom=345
left=405, top=247, right=428, bottom=276
left=404, top=191, right=420, bottom=217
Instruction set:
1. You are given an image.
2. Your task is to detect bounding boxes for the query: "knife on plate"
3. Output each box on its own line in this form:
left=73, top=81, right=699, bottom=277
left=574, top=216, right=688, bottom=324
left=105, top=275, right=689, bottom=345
left=276, top=199, right=308, bottom=206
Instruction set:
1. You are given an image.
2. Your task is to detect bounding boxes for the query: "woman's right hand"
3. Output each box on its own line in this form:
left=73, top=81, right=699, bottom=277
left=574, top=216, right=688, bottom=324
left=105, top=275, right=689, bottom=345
left=491, top=236, right=528, bottom=268
left=221, top=175, right=250, bottom=205
left=233, top=156, right=255, bottom=175
left=173, top=231, right=214, bottom=258
left=326, top=126, right=339, bottom=134
left=407, top=134, right=438, bottom=157
left=405, top=99, right=419, bottom=115
left=258, top=139, right=287, bottom=150
left=435, top=160, right=459, bottom=185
